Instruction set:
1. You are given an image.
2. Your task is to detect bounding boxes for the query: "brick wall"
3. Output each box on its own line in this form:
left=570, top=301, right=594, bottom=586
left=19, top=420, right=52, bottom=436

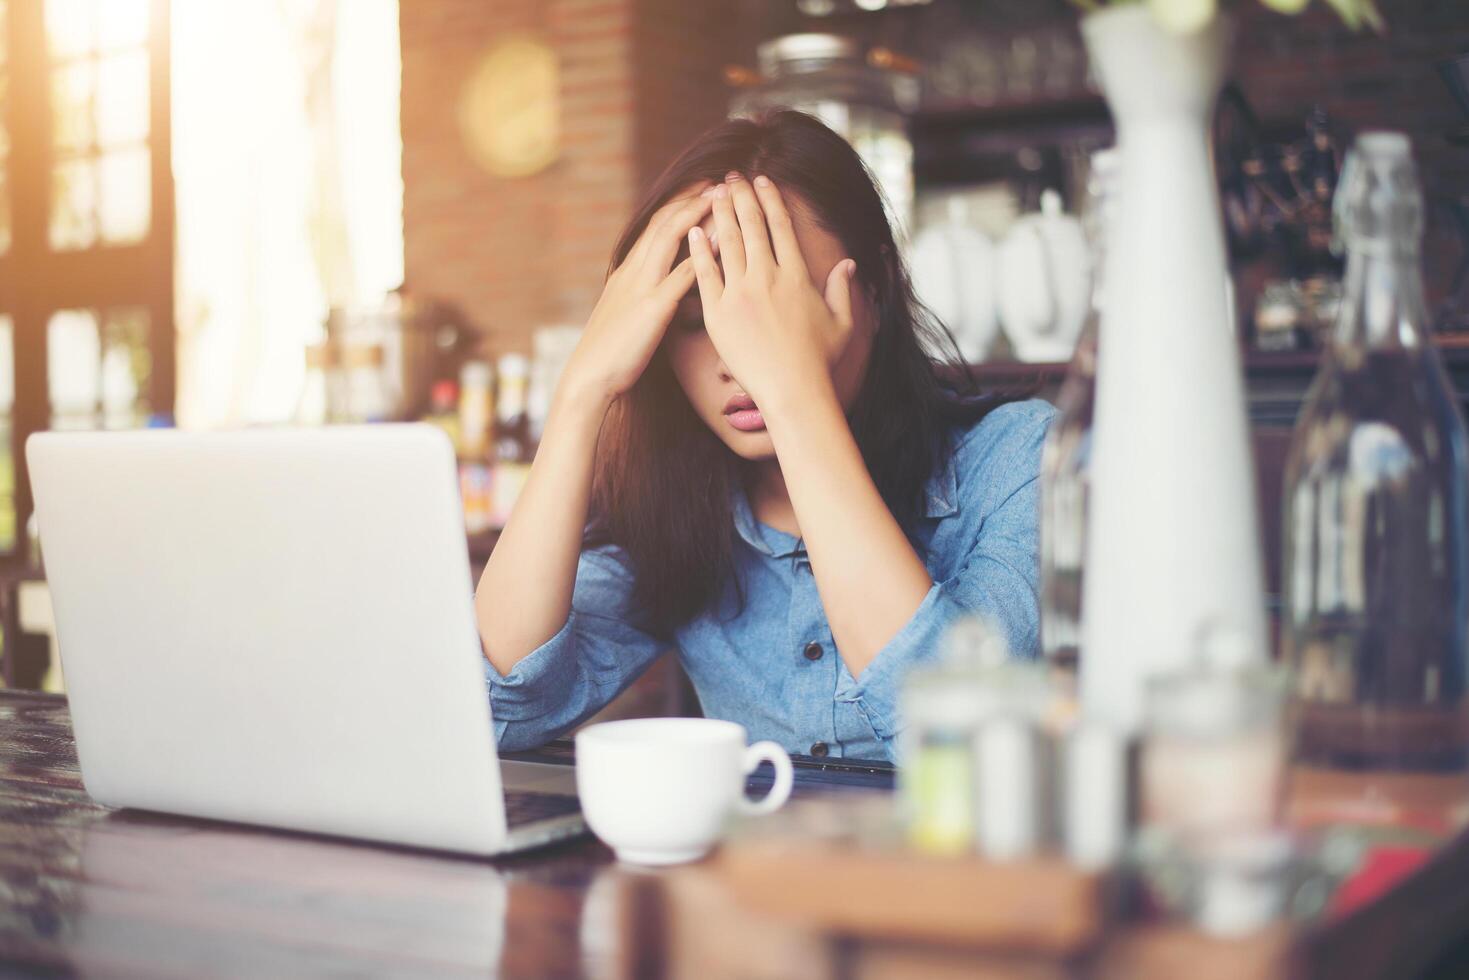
left=400, top=0, right=730, bottom=356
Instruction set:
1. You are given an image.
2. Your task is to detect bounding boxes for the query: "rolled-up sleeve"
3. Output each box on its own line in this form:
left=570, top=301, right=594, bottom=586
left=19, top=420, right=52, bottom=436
left=484, top=545, right=667, bottom=750
left=834, top=406, right=1050, bottom=756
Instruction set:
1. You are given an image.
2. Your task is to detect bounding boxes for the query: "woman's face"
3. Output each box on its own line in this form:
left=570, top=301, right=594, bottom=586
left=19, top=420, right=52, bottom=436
left=664, top=188, right=876, bottom=462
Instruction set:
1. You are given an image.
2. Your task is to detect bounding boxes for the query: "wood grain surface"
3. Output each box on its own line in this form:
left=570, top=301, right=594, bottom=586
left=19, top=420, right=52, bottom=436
left=0, top=690, right=617, bottom=978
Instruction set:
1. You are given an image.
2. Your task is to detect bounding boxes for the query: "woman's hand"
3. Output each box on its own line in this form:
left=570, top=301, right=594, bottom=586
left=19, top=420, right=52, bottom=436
left=560, top=184, right=715, bottom=406
left=686, top=174, right=858, bottom=418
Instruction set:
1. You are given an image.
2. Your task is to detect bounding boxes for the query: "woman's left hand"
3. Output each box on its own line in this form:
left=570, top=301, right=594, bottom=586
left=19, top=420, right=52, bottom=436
left=686, top=174, right=858, bottom=418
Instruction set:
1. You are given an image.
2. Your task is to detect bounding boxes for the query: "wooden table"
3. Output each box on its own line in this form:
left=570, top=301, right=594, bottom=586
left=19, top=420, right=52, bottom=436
left=5, top=689, right=1469, bottom=979
left=0, top=690, right=616, bottom=977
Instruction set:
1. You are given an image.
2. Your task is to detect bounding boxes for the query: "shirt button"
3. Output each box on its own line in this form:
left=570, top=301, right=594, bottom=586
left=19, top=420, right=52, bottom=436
left=810, top=741, right=830, bottom=758
left=803, top=641, right=823, bottom=661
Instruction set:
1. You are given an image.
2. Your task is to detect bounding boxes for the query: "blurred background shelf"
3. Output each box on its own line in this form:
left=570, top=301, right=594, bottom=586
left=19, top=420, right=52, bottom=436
left=971, top=341, right=1469, bottom=428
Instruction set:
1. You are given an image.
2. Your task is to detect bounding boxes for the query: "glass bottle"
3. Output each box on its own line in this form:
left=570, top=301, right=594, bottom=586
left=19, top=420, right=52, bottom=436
left=1038, top=148, right=1117, bottom=673
left=489, top=353, right=533, bottom=529
left=457, top=360, right=493, bottom=460
left=1283, top=132, right=1469, bottom=776
left=458, top=361, right=494, bottom=535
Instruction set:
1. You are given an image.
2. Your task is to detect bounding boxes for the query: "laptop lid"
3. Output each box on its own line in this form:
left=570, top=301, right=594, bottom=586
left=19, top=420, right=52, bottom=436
left=27, top=425, right=511, bottom=854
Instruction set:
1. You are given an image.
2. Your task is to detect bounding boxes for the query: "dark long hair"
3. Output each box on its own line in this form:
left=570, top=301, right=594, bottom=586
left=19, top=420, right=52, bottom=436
left=590, top=109, right=1018, bottom=635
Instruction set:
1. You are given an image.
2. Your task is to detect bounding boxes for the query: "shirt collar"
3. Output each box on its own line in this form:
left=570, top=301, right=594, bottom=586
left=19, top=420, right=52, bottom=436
left=731, top=483, right=804, bottom=558
left=732, top=455, right=959, bottom=558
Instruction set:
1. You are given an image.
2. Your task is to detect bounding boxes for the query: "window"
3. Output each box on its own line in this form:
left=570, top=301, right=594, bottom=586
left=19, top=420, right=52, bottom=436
left=47, top=306, right=149, bottom=430
left=46, top=0, right=151, bottom=250
left=0, top=0, right=173, bottom=561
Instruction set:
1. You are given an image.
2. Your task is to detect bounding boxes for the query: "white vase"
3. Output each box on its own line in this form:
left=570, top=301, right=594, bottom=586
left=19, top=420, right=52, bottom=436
left=1078, top=7, right=1267, bottom=730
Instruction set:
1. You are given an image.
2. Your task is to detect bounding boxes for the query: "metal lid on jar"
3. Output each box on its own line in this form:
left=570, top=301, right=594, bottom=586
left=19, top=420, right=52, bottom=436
left=1144, top=620, right=1285, bottom=738
left=1144, top=664, right=1287, bottom=739
left=757, top=33, right=862, bottom=76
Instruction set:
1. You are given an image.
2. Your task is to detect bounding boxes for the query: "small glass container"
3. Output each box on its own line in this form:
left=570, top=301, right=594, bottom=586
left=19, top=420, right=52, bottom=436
left=900, top=666, right=985, bottom=856
left=901, top=617, right=1067, bottom=859
left=1141, top=655, right=1290, bottom=846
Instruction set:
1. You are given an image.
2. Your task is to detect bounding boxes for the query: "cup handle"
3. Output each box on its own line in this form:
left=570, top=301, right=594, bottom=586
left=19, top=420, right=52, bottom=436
left=738, top=741, right=794, bottom=817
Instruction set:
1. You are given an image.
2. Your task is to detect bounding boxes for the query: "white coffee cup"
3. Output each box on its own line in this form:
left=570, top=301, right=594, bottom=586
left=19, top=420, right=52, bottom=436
left=574, top=718, right=794, bottom=866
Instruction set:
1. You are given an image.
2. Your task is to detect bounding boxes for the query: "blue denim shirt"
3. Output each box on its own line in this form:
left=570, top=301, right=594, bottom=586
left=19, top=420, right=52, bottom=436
left=486, top=398, right=1055, bottom=762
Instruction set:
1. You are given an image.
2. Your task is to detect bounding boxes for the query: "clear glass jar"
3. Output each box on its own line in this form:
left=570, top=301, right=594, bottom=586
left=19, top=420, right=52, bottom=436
left=1283, top=132, right=1469, bottom=776
left=900, top=668, right=983, bottom=856
left=731, top=34, right=918, bottom=237
left=1142, top=654, right=1290, bottom=844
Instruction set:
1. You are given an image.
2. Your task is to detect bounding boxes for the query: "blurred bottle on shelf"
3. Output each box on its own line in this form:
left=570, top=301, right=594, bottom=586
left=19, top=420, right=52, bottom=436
left=424, top=379, right=460, bottom=454
left=1283, top=133, right=1469, bottom=782
left=458, top=361, right=494, bottom=460
left=490, top=353, right=533, bottom=529
left=461, top=462, right=492, bottom=536
left=528, top=326, right=583, bottom=445
left=457, top=361, right=495, bottom=535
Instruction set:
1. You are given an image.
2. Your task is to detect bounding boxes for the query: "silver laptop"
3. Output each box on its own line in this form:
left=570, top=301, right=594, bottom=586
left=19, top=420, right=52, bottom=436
left=27, top=425, right=584, bottom=855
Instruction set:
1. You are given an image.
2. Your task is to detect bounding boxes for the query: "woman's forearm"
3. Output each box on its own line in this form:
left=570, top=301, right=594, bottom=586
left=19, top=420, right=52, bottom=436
left=762, top=380, right=934, bottom=678
left=475, top=380, right=612, bottom=676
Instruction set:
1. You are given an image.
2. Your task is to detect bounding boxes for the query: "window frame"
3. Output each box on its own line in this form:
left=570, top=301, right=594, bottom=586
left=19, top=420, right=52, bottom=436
left=0, top=0, right=174, bottom=563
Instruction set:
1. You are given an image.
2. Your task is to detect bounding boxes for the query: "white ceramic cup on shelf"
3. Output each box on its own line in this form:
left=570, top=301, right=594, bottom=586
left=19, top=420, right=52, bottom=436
left=574, top=718, right=794, bottom=866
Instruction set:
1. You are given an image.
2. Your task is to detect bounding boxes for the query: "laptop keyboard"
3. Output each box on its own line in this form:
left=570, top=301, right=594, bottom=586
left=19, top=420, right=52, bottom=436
left=503, top=789, right=581, bottom=828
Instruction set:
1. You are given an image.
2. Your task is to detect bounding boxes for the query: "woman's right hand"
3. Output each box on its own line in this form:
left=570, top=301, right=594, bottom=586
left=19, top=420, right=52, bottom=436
left=561, top=184, right=715, bottom=404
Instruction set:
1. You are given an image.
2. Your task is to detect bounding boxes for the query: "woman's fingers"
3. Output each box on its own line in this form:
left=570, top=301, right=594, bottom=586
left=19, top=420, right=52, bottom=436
left=688, top=226, right=724, bottom=308
left=752, top=176, right=803, bottom=269
left=823, top=259, right=857, bottom=329
left=711, top=182, right=746, bottom=280
left=727, top=176, right=773, bottom=274
left=643, top=192, right=715, bottom=274
left=628, top=184, right=712, bottom=267
left=651, top=256, right=698, bottom=311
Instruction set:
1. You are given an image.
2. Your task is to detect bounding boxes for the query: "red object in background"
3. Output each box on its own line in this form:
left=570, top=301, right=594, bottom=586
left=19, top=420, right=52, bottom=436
left=1330, top=846, right=1432, bottom=920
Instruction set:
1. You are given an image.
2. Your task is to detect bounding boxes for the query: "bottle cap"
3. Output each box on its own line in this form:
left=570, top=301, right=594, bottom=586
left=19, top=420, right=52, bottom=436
left=1355, top=131, right=1411, bottom=158
left=1333, top=130, right=1422, bottom=253
left=431, top=379, right=458, bottom=408
left=460, top=360, right=491, bottom=388
left=497, top=352, right=531, bottom=378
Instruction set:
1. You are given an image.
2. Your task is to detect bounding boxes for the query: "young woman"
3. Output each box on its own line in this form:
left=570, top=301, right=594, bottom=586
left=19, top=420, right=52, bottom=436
left=475, top=110, right=1054, bottom=762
